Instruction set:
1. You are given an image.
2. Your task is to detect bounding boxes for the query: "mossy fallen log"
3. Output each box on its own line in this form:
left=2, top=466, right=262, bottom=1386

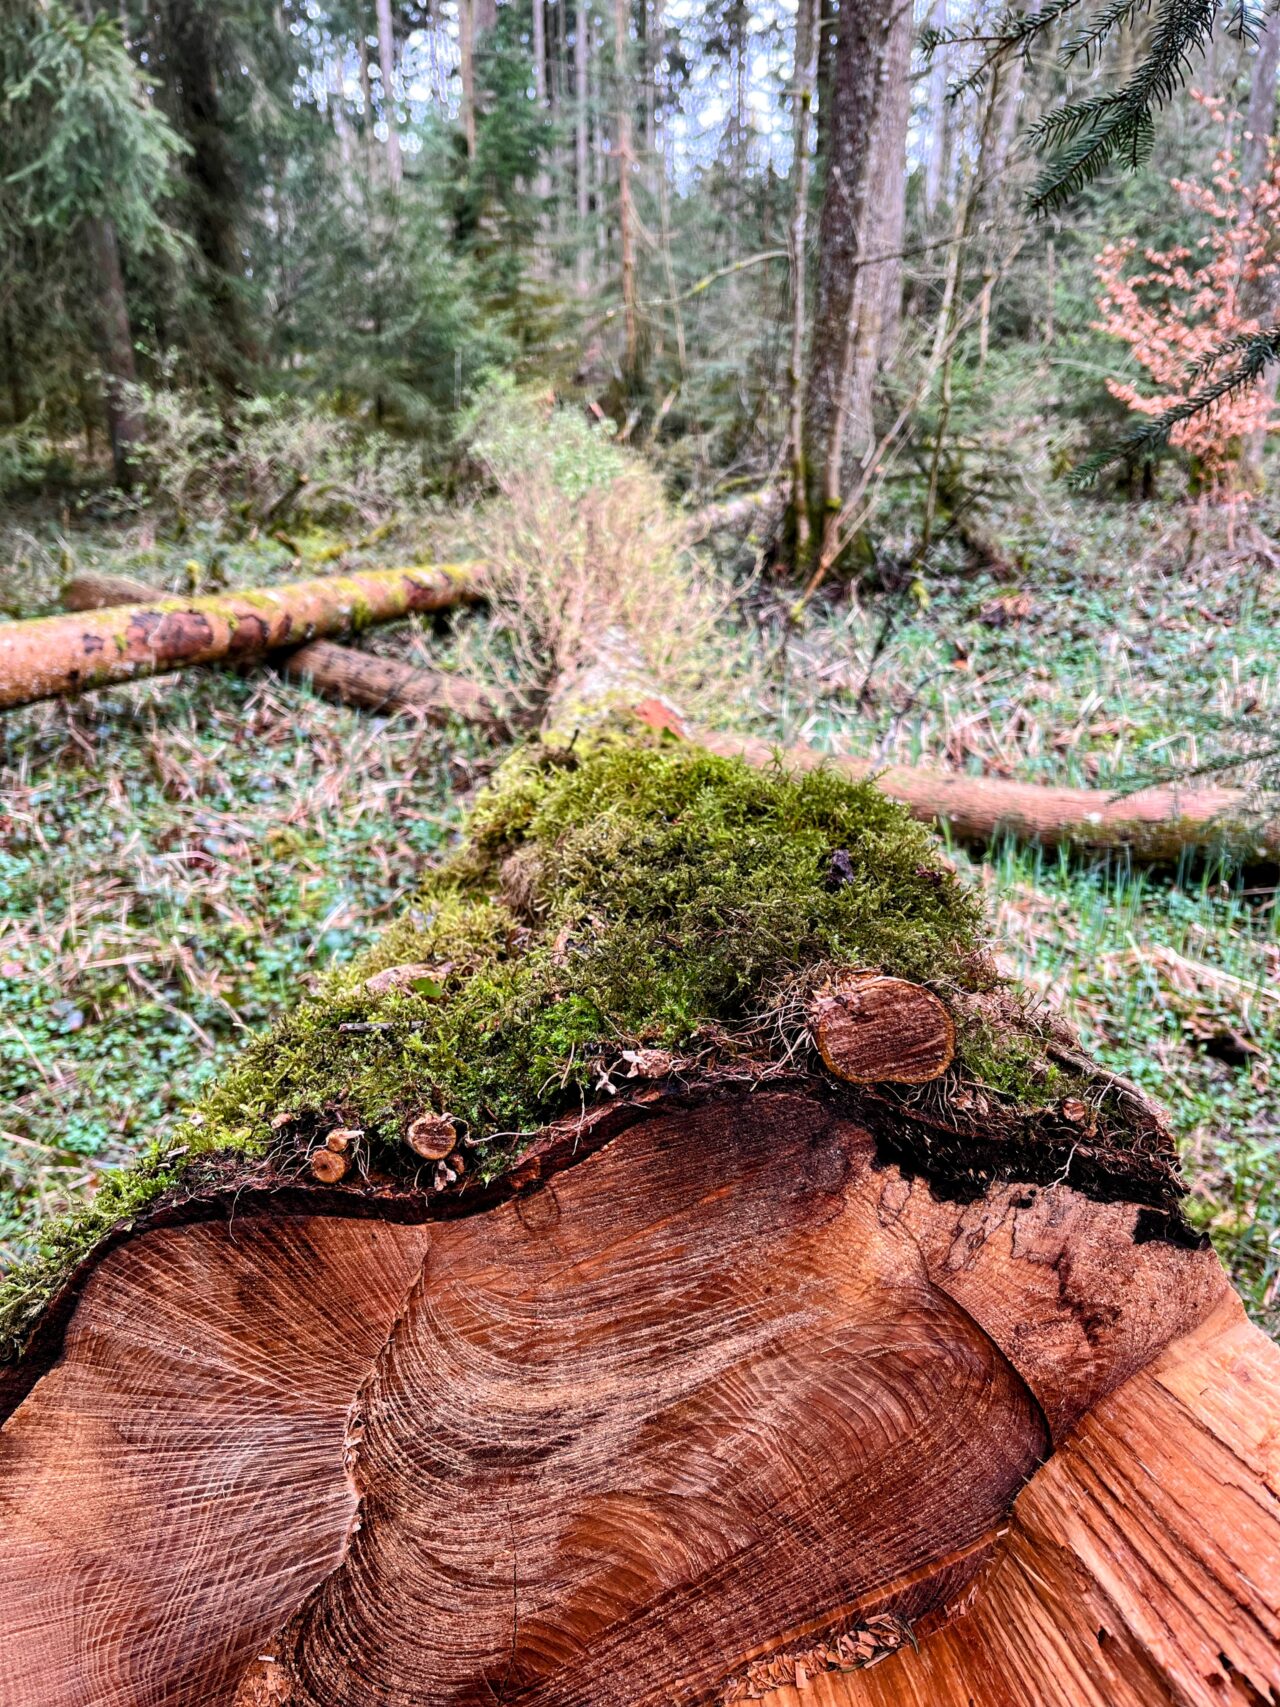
left=0, top=563, right=481, bottom=712
left=1, top=734, right=1277, bottom=1707
left=62, top=571, right=506, bottom=726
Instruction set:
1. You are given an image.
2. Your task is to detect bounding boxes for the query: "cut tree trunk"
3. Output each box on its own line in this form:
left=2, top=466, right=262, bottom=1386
left=2, top=686, right=1278, bottom=1704
left=0, top=564, right=480, bottom=713
left=0, top=1067, right=1270, bottom=1705
left=62, top=572, right=506, bottom=727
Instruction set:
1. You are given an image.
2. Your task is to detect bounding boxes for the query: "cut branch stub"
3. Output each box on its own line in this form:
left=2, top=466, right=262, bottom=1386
left=404, top=1112, right=458, bottom=1161
left=811, top=974, right=956, bottom=1085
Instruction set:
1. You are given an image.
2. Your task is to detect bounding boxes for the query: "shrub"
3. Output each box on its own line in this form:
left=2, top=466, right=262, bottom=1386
left=1093, top=95, right=1278, bottom=494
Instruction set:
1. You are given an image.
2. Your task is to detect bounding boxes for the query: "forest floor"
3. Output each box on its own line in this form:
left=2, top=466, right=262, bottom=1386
left=2, top=479, right=1279, bottom=1331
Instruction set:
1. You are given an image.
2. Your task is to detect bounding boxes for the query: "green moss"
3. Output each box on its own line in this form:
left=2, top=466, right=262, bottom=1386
left=0, top=729, right=1054, bottom=1361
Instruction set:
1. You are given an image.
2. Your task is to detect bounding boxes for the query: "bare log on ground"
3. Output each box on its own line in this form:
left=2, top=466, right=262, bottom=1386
left=278, top=639, right=504, bottom=725
left=0, top=564, right=481, bottom=712
left=63, top=572, right=506, bottom=726
left=635, top=702, right=1280, bottom=863
left=1, top=731, right=1277, bottom=1707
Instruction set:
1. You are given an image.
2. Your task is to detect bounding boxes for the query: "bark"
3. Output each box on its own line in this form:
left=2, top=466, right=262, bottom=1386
left=84, top=215, right=143, bottom=489
left=62, top=572, right=505, bottom=726
left=787, top=0, right=819, bottom=562
left=576, top=0, right=591, bottom=288
left=279, top=639, right=505, bottom=725
left=374, top=0, right=404, bottom=186
left=800, top=0, right=912, bottom=570
left=532, top=0, right=551, bottom=208
left=159, top=0, right=254, bottom=387
left=460, top=0, right=478, bottom=157
left=1242, top=2, right=1280, bottom=481
left=634, top=705, right=1280, bottom=863
left=614, top=0, right=640, bottom=386
left=0, top=565, right=479, bottom=713
left=922, top=0, right=949, bottom=218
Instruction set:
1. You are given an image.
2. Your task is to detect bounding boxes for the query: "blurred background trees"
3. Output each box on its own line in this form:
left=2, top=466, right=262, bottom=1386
left=1, top=0, right=1277, bottom=539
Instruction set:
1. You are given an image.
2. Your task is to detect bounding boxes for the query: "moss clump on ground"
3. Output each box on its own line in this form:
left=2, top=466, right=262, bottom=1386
left=0, top=729, right=1063, bottom=1361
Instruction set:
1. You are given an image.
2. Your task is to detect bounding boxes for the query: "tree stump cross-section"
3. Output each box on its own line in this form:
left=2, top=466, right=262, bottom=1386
left=2, top=1082, right=1258, bottom=1707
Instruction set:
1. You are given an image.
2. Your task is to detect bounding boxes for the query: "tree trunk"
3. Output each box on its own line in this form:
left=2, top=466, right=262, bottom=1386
left=0, top=565, right=479, bottom=712
left=460, top=0, right=478, bottom=158
left=799, top=0, right=912, bottom=573
left=576, top=0, right=592, bottom=289
left=787, top=0, right=819, bottom=562
left=634, top=702, right=1280, bottom=863
left=922, top=0, right=949, bottom=218
left=2, top=711, right=1277, bottom=1705
left=159, top=0, right=255, bottom=389
left=614, top=0, right=640, bottom=387
left=84, top=214, right=143, bottom=489
left=1242, top=1, right=1280, bottom=482
left=373, top=0, right=404, bottom=186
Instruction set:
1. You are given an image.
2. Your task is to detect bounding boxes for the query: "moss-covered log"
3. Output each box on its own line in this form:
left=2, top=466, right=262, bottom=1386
left=0, top=564, right=480, bottom=712
left=63, top=571, right=506, bottom=726
left=1, top=733, right=1277, bottom=1707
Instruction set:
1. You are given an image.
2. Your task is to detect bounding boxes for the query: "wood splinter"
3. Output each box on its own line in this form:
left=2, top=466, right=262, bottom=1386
left=811, top=973, right=955, bottom=1085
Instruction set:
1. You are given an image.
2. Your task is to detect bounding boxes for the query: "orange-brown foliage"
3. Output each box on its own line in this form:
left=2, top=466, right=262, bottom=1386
left=1094, top=95, right=1278, bottom=491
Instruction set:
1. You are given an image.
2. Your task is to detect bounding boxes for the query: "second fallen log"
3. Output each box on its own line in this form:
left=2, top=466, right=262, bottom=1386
left=0, top=564, right=480, bottom=712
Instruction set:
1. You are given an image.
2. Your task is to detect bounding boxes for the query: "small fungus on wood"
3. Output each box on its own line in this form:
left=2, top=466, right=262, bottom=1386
left=308, top=1148, right=348, bottom=1185
left=810, top=972, right=956, bottom=1085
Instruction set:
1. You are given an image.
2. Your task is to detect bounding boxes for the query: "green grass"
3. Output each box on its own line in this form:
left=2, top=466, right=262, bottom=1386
left=972, top=837, right=1280, bottom=1333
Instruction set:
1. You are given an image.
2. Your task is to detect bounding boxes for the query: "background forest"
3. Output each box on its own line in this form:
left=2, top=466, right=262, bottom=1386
left=3, top=1, right=1280, bottom=1327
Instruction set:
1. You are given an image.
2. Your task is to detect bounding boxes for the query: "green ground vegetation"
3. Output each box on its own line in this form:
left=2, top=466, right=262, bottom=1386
left=2, top=428, right=1279, bottom=1342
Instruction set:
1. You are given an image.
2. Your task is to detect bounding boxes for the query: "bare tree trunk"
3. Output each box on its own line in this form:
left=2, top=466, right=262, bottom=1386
left=373, top=0, right=403, bottom=185
left=459, top=0, right=477, bottom=158
left=84, top=215, right=143, bottom=489
left=787, top=0, right=819, bottom=561
left=800, top=0, right=912, bottom=571
left=614, top=0, right=640, bottom=384
left=576, top=0, right=591, bottom=288
left=864, top=0, right=913, bottom=369
left=159, top=0, right=255, bottom=390
left=922, top=0, right=949, bottom=217
left=0, top=566, right=478, bottom=712
left=531, top=0, right=551, bottom=212
left=357, top=27, right=380, bottom=179
left=1242, top=2, right=1280, bottom=481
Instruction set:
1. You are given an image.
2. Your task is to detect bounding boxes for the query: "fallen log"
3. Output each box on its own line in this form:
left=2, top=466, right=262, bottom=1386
left=62, top=571, right=506, bottom=726
left=634, top=702, right=1280, bottom=864
left=1, top=731, right=1276, bottom=1706
left=0, top=563, right=481, bottom=712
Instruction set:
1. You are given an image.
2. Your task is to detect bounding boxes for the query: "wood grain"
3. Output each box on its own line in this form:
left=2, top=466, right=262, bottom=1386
left=0, top=1087, right=1246, bottom=1707
left=0, top=1216, right=430, bottom=1707
left=760, top=1298, right=1280, bottom=1707
left=810, top=976, right=955, bottom=1085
